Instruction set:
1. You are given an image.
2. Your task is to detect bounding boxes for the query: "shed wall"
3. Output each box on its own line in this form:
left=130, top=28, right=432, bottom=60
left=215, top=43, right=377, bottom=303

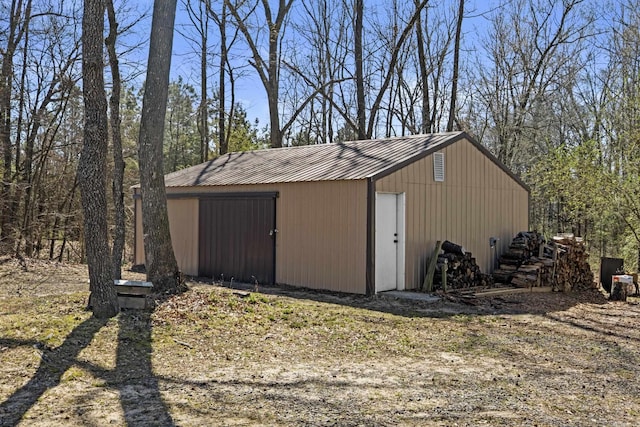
left=376, top=137, right=529, bottom=290
left=134, top=181, right=368, bottom=294
left=133, top=197, right=198, bottom=275
left=276, top=181, right=368, bottom=293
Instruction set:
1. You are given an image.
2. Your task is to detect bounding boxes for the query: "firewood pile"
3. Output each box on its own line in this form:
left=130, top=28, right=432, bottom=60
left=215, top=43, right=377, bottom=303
left=551, top=235, right=595, bottom=291
left=433, top=240, right=493, bottom=290
left=493, top=232, right=595, bottom=292
left=492, top=231, right=547, bottom=285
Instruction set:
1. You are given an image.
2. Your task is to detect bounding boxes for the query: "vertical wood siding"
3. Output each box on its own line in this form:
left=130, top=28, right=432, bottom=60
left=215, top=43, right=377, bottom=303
left=167, top=199, right=199, bottom=275
left=137, top=181, right=368, bottom=293
left=375, top=138, right=529, bottom=290
left=134, top=196, right=144, bottom=265
left=133, top=197, right=199, bottom=275
left=275, top=181, right=368, bottom=294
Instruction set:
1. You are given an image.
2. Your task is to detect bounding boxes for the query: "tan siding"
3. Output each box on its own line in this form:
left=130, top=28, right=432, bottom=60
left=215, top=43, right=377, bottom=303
left=133, top=197, right=199, bottom=275
left=134, top=196, right=144, bottom=265
left=136, top=181, right=368, bottom=294
left=375, top=137, right=529, bottom=290
left=167, top=199, right=199, bottom=276
left=276, top=181, right=368, bottom=294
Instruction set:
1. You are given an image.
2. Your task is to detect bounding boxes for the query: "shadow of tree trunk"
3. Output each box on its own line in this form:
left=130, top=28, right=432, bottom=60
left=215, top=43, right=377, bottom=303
left=115, top=311, right=175, bottom=426
left=0, top=317, right=108, bottom=426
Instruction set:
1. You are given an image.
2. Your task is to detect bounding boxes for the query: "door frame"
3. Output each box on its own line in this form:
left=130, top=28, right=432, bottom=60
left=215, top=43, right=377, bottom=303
left=374, top=192, right=405, bottom=292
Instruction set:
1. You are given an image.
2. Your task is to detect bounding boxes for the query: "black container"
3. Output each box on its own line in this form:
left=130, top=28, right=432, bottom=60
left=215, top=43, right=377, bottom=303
left=600, top=257, right=624, bottom=293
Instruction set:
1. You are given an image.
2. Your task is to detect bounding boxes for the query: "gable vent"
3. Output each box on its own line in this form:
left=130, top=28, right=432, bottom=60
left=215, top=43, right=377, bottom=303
left=433, top=152, right=445, bottom=182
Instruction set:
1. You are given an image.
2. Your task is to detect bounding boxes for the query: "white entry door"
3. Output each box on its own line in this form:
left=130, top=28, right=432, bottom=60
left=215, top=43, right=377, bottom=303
left=375, top=193, right=405, bottom=292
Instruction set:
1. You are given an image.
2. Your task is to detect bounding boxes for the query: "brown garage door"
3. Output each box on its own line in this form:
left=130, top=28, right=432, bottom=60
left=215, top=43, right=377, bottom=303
left=198, top=194, right=276, bottom=285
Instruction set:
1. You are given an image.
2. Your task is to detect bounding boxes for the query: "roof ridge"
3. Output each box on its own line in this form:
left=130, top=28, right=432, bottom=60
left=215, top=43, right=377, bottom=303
left=230, top=132, right=465, bottom=155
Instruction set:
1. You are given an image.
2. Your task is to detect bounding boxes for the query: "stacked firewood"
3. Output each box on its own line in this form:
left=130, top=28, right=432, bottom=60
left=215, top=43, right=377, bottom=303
left=493, top=231, right=546, bottom=284
left=433, top=241, right=493, bottom=290
left=493, top=232, right=595, bottom=292
left=551, top=235, right=595, bottom=291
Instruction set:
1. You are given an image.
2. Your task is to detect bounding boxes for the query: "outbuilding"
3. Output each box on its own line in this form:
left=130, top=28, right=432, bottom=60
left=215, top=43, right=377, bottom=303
left=133, top=131, right=529, bottom=294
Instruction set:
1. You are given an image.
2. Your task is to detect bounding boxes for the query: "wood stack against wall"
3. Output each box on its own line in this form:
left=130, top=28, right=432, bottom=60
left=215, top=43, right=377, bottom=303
left=492, top=232, right=595, bottom=291
left=433, top=241, right=494, bottom=290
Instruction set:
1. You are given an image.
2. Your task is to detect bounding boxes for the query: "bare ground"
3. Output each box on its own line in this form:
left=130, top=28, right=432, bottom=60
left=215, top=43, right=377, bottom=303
left=0, top=256, right=639, bottom=426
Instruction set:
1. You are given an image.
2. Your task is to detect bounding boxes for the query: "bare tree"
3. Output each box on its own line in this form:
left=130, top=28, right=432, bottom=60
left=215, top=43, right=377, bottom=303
left=353, top=0, right=430, bottom=139
left=212, top=1, right=229, bottom=154
left=0, top=0, right=31, bottom=253
left=472, top=0, right=592, bottom=171
left=137, top=0, right=185, bottom=294
left=207, top=1, right=243, bottom=155
left=292, top=0, right=347, bottom=144
left=182, top=0, right=210, bottom=161
left=354, top=0, right=365, bottom=140
left=414, top=0, right=430, bottom=133
left=224, top=0, right=294, bottom=148
left=80, top=0, right=119, bottom=317
left=106, top=0, right=125, bottom=279
left=446, top=0, right=464, bottom=132
left=14, top=7, right=82, bottom=257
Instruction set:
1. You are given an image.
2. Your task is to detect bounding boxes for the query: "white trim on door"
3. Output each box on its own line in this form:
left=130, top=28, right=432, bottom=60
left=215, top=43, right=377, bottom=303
left=374, top=192, right=406, bottom=292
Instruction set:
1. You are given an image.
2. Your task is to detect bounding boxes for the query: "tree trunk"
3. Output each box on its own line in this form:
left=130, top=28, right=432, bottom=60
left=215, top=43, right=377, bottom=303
left=80, top=0, right=119, bottom=318
left=267, top=90, right=282, bottom=147
left=196, top=0, right=209, bottom=161
left=218, top=3, right=228, bottom=155
left=106, top=0, right=126, bottom=280
left=266, top=2, right=283, bottom=148
left=0, top=0, right=31, bottom=254
left=446, top=0, right=464, bottom=132
left=137, top=0, right=185, bottom=295
left=354, top=0, right=366, bottom=140
left=199, top=47, right=209, bottom=161
left=414, top=0, right=430, bottom=134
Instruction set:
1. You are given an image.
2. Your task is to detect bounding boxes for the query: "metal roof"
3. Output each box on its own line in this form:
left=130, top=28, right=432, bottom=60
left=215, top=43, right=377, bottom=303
left=154, top=131, right=527, bottom=190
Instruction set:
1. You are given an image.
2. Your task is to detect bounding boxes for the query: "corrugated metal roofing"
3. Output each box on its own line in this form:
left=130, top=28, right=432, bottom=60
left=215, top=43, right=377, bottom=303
left=160, top=132, right=469, bottom=188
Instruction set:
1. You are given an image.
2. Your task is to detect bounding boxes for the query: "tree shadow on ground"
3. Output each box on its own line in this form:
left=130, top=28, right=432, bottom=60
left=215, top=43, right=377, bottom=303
left=0, top=308, right=174, bottom=426
left=0, top=316, right=108, bottom=426
left=113, top=310, right=174, bottom=426
left=74, top=309, right=174, bottom=426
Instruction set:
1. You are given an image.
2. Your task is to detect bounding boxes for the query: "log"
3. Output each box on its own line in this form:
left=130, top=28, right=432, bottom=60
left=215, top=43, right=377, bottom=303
left=551, top=236, right=594, bottom=292
left=442, top=240, right=465, bottom=255
left=433, top=248, right=492, bottom=290
left=493, top=232, right=594, bottom=292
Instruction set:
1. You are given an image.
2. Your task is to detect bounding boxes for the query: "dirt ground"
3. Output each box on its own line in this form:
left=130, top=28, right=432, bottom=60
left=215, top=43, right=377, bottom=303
left=0, top=256, right=639, bottom=426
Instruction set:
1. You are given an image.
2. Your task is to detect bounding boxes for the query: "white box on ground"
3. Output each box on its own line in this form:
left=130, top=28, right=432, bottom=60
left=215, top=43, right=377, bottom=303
left=612, top=275, right=635, bottom=294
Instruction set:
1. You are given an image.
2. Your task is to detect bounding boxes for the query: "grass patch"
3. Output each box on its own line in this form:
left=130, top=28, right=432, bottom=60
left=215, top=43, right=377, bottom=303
left=1, top=262, right=639, bottom=426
